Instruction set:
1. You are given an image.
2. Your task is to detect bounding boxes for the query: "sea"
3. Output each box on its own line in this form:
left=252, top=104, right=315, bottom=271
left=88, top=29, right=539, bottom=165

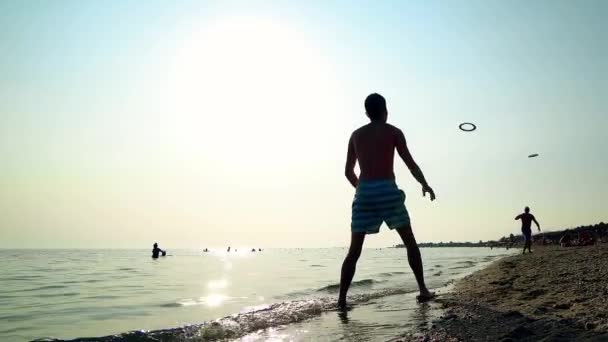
left=0, top=247, right=514, bottom=341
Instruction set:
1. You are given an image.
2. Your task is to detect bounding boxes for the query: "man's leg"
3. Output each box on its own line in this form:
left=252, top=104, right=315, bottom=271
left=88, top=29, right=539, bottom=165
left=338, top=232, right=366, bottom=308
left=396, top=225, right=434, bottom=301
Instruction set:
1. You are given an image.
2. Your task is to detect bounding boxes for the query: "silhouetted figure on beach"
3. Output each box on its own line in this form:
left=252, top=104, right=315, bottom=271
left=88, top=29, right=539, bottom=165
left=227, top=246, right=231, bottom=252
left=560, top=232, right=573, bottom=247
left=338, top=93, right=436, bottom=308
left=152, top=243, right=165, bottom=259
left=578, top=231, right=595, bottom=246
left=515, top=207, right=540, bottom=254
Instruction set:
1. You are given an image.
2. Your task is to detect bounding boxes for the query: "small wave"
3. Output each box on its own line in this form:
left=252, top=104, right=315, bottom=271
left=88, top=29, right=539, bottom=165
left=433, top=271, right=443, bottom=276
left=83, top=295, right=119, bottom=300
left=35, top=292, right=79, bottom=298
left=240, top=304, right=272, bottom=313
left=0, top=275, right=43, bottom=281
left=448, top=265, right=475, bottom=270
left=316, top=279, right=383, bottom=292
left=309, top=264, right=326, bottom=267
left=8, top=284, right=68, bottom=293
left=83, top=279, right=104, bottom=283
left=377, top=271, right=406, bottom=277
left=447, top=260, right=477, bottom=270
left=52, top=288, right=417, bottom=341
left=455, top=260, right=475, bottom=265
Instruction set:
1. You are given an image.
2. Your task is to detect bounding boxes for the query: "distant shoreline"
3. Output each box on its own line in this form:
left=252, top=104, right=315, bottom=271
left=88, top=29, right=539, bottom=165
left=397, top=221, right=608, bottom=249
left=394, top=242, right=502, bottom=248
left=395, top=243, right=494, bottom=248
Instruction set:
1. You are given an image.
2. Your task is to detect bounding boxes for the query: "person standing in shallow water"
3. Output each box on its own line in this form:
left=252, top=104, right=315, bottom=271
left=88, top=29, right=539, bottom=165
left=151, top=243, right=165, bottom=259
left=338, top=93, right=436, bottom=308
left=515, top=206, right=541, bottom=254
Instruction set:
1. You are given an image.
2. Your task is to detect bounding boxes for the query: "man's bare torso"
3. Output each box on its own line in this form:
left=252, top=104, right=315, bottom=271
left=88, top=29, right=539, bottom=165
left=351, top=122, right=400, bottom=181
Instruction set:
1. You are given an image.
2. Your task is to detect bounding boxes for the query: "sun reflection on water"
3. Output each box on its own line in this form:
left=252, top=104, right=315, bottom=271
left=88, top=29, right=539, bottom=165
left=202, top=293, right=227, bottom=307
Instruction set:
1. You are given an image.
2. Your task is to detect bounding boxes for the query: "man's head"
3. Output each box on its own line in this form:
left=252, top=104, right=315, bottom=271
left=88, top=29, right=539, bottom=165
left=525, top=206, right=530, bottom=213
left=154, top=243, right=158, bottom=248
left=365, top=93, right=387, bottom=121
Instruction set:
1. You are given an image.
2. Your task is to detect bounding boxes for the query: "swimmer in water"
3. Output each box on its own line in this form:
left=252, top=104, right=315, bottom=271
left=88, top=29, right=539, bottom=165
left=152, top=243, right=165, bottom=259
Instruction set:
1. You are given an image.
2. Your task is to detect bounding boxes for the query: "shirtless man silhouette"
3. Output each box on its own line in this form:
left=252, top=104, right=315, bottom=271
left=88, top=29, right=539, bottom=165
left=338, top=93, right=435, bottom=308
left=515, top=206, right=541, bottom=254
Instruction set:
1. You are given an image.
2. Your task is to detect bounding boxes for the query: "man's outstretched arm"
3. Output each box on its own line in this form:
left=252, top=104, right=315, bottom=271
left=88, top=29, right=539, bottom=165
left=395, top=129, right=435, bottom=201
left=533, top=216, right=541, bottom=231
left=345, top=135, right=359, bottom=188
left=515, top=214, right=522, bottom=220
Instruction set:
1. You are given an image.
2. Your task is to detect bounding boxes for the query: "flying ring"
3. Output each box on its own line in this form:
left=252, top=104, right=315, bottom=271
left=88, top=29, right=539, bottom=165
left=459, top=122, right=476, bottom=132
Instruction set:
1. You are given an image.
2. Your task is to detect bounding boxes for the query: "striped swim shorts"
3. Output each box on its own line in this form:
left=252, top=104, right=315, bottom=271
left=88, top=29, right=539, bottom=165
left=351, top=180, right=410, bottom=234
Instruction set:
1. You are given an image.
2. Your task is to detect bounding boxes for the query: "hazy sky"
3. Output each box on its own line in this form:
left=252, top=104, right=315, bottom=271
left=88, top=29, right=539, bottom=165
left=1, top=1, right=606, bottom=248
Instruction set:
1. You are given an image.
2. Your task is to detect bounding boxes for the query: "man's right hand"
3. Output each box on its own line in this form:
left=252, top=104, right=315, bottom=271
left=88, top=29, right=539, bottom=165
left=422, top=185, right=436, bottom=201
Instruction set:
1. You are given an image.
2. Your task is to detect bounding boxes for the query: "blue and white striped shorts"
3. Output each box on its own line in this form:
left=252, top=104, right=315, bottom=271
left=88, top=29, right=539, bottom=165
left=351, top=180, right=410, bottom=234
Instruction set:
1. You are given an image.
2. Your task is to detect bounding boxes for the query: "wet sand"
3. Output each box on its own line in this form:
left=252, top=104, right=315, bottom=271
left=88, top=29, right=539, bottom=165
left=396, top=244, right=608, bottom=341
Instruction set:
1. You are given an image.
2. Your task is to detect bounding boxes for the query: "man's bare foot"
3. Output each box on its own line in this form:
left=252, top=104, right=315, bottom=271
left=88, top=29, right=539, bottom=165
left=416, top=290, right=435, bottom=303
left=337, top=299, right=347, bottom=310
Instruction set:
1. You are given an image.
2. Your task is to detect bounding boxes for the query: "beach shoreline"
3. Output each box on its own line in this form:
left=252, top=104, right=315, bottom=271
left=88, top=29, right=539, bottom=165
left=395, top=244, right=608, bottom=341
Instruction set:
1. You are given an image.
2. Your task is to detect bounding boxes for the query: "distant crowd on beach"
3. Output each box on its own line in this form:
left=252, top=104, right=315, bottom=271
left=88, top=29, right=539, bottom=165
left=498, top=221, right=608, bottom=249
left=540, top=228, right=603, bottom=247
left=406, top=222, right=608, bottom=251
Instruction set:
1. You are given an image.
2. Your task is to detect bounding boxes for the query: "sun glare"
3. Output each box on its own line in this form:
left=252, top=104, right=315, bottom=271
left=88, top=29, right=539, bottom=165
left=164, top=15, right=344, bottom=178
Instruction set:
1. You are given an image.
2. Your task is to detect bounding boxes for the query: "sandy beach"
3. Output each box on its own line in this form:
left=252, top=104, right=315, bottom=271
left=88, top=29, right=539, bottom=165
left=398, top=244, right=608, bottom=341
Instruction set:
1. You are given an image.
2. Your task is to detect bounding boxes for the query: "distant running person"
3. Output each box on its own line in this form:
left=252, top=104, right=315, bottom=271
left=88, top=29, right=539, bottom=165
left=338, top=93, right=435, bottom=308
left=515, top=207, right=540, bottom=254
